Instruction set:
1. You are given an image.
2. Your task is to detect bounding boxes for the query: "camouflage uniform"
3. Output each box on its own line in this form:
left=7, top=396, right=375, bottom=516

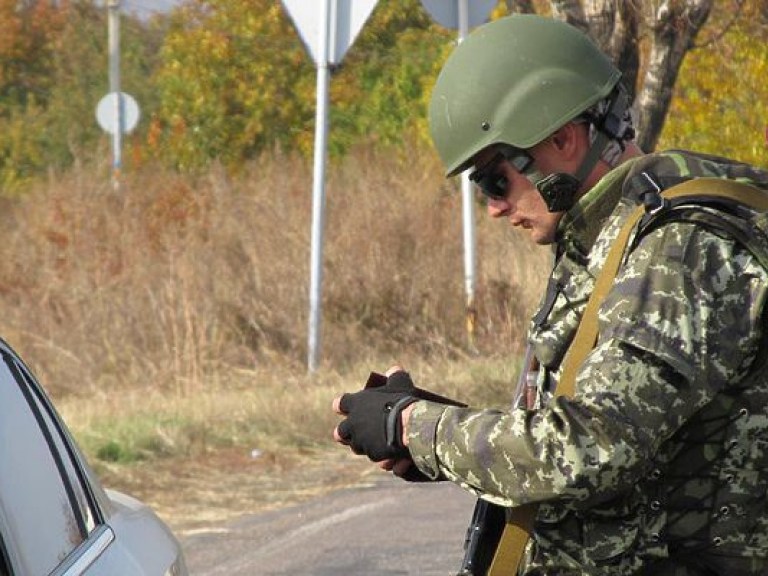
left=407, top=150, right=768, bottom=575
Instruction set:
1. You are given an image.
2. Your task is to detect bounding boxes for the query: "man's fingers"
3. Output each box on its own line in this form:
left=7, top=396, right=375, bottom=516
left=386, top=365, right=404, bottom=377
left=333, top=426, right=348, bottom=444
left=336, top=392, right=354, bottom=414
left=378, top=459, right=395, bottom=471
left=335, top=419, right=352, bottom=443
left=386, top=370, right=414, bottom=393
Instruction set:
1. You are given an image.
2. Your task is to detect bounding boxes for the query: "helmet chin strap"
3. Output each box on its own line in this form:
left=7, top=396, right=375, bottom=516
left=530, top=130, right=611, bottom=212
left=525, top=86, right=633, bottom=213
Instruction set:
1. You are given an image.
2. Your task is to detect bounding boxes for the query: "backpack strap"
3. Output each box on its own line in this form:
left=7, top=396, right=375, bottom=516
left=559, top=176, right=768, bottom=392
left=488, top=177, right=768, bottom=575
left=632, top=204, right=768, bottom=274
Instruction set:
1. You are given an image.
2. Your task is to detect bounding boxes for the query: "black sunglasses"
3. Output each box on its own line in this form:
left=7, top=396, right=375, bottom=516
left=468, top=147, right=534, bottom=200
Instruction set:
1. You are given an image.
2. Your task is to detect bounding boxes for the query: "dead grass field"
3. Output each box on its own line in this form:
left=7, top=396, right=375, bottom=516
left=1, top=145, right=550, bottom=532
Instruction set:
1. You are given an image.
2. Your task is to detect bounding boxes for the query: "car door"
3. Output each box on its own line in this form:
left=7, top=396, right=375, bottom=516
left=0, top=342, right=111, bottom=576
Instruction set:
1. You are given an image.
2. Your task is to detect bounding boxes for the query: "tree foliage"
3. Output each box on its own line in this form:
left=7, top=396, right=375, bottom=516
left=328, top=0, right=452, bottom=154
left=0, top=0, right=766, bottom=188
left=152, top=0, right=315, bottom=168
left=149, top=0, right=767, bottom=168
left=0, top=0, right=162, bottom=190
left=151, top=0, right=452, bottom=167
left=0, top=0, right=66, bottom=188
left=658, top=2, right=768, bottom=165
left=0, top=0, right=65, bottom=112
left=43, top=2, right=162, bottom=169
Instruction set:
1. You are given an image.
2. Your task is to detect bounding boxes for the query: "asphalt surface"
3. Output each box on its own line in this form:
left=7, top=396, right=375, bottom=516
left=182, top=474, right=477, bottom=575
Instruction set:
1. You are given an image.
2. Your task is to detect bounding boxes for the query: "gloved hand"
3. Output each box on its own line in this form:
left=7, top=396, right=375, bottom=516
left=336, top=371, right=418, bottom=461
left=336, top=371, right=465, bottom=462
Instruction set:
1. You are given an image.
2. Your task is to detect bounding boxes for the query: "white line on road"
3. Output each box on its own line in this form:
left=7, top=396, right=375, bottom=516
left=206, top=497, right=396, bottom=575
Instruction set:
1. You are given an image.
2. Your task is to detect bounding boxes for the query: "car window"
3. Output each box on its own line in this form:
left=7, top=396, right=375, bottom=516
left=13, top=359, right=99, bottom=535
left=0, top=350, right=98, bottom=575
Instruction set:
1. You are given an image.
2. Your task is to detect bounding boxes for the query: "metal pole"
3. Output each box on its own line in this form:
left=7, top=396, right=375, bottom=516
left=308, top=0, right=333, bottom=372
left=108, top=0, right=122, bottom=188
left=458, top=0, right=477, bottom=348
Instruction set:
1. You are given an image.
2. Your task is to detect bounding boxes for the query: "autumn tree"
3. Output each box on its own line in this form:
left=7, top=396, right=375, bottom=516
left=152, top=0, right=759, bottom=166
left=505, top=1, right=715, bottom=151
left=152, top=0, right=316, bottom=168
left=0, top=0, right=65, bottom=112
left=0, top=0, right=66, bottom=188
left=0, top=0, right=163, bottom=190
left=327, top=0, right=450, bottom=154
left=43, top=2, right=162, bottom=169
left=152, top=0, right=452, bottom=167
left=659, top=2, right=768, bottom=165
left=2, top=0, right=764, bottom=184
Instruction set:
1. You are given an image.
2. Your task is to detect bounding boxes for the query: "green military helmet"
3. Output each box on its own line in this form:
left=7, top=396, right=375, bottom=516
left=429, top=14, right=623, bottom=177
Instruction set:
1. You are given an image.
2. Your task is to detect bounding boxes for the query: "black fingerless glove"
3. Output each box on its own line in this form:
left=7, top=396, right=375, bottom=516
left=337, top=372, right=418, bottom=461
left=337, top=371, right=465, bottom=462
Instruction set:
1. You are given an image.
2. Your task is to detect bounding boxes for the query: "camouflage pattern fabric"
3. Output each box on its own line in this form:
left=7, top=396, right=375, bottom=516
left=407, top=150, right=768, bottom=574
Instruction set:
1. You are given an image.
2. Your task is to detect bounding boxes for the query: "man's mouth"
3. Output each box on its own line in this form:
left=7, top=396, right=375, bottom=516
left=511, top=218, right=531, bottom=229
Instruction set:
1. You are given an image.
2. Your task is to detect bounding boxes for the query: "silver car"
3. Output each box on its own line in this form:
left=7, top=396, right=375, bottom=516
left=0, top=338, right=188, bottom=575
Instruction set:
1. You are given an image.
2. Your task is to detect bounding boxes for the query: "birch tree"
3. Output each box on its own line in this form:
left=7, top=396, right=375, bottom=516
left=506, top=0, right=729, bottom=152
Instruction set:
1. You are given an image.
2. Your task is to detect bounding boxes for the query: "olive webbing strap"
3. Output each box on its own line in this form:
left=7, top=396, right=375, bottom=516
left=487, top=177, right=768, bottom=576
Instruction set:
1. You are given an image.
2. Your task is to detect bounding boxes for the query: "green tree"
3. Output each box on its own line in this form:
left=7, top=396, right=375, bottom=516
left=0, top=1, right=163, bottom=190
left=0, top=0, right=64, bottom=113
left=42, top=2, right=163, bottom=171
left=152, top=0, right=459, bottom=166
left=152, top=0, right=315, bottom=168
left=330, top=0, right=452, bottom=154
left=0, top=0, right=66, bottom=188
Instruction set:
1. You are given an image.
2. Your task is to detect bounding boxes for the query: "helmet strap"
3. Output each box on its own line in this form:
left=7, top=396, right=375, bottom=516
left=531, top=129, right=610, bottom=212
left=529, top=86, right=631, bottom=213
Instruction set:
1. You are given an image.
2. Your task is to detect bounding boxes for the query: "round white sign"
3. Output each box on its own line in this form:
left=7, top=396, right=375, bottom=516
left=96, top=92, right=141, bottom=135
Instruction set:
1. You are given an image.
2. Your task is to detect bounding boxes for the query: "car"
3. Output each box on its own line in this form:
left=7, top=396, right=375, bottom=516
left=0, top=337, right=188, bottom=575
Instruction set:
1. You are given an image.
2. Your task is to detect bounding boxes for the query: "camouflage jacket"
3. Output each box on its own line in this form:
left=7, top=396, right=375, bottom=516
left=408, top=150, right=768, bottom=575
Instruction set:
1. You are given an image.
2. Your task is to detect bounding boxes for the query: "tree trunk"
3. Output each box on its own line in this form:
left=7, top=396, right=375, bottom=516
left=550, top=2, right=640, bottom=102
left=510, top=1, right=719, bottom=152
left=550, top=0, right=587, bottom=30
left=505, top=0, right=536, bottom=14
left=635, top=0, right=714, bottom=151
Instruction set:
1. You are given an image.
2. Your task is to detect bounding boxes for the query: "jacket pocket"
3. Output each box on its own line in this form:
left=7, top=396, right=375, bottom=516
left=581, top=499, right=642, bottom=565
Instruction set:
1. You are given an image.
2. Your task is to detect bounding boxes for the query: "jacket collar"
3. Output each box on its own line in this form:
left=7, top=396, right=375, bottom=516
left=555, top=157, right=642, bottom=260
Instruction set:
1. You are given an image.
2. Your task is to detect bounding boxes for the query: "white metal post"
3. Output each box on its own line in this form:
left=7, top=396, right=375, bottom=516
left=458, top=0, right=477, bottom=347
left=108, top=0, right=122, bottom=187
left=307, top=0, right=333, bottom=372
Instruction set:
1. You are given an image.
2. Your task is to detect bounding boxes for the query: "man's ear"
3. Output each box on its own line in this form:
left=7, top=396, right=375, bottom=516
left=550, top=124, right=573, bottom=151
left=549, top=122, right=585, bottom=160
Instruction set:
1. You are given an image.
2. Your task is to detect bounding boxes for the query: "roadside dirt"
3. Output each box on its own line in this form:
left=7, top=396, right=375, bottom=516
left=98, top=447, right=377, bottom=537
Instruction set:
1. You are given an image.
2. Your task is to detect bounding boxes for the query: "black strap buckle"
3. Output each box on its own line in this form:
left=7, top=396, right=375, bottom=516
left=536, top=172, right=581, bottom=212
left=633, top=171, right=669, bottom=215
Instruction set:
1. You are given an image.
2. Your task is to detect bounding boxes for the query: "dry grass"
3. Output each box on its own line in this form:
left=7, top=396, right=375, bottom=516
left=0, top=142, right=550, bottom=475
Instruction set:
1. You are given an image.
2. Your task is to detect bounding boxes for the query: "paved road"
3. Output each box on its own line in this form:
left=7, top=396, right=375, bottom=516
left=182, top=474, right=477, bottom=575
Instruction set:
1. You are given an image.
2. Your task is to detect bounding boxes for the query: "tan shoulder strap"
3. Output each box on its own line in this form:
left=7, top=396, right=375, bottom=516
left=488, top=177, right=768, bottom=576
left=559, top=177, right=768, bottom=396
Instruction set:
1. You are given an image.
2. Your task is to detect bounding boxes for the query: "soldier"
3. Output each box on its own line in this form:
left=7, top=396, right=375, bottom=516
left=332, top=14, right=768, bottom=575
